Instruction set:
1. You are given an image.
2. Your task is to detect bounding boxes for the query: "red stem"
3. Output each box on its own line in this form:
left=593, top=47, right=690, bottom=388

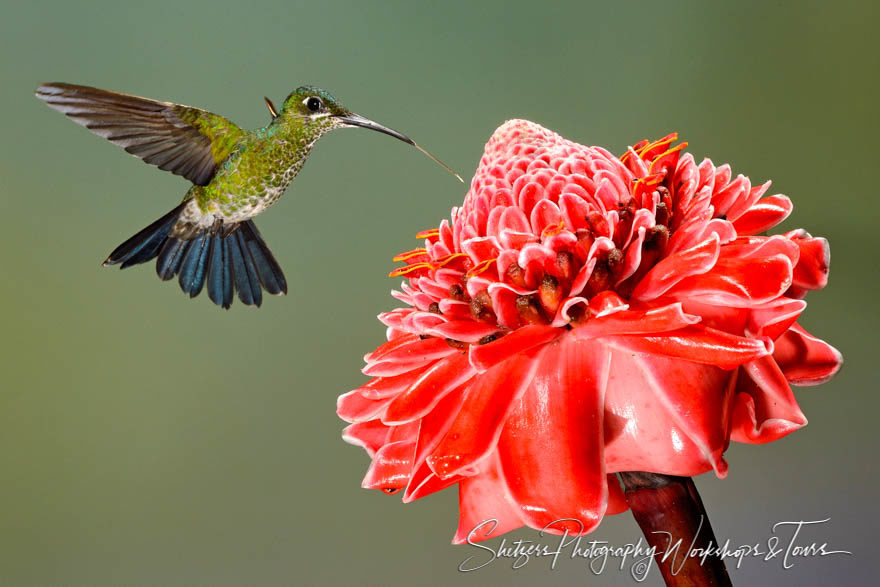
left=619, top=472, right=732, bottom=587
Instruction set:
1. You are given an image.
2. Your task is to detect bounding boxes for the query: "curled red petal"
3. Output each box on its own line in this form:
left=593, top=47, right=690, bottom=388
left=747, top=298, right=806, bottom=341
left=788, top=232, right=830, bottom=291
left=730, top=356, right=807, bottom=444
left=773, top=323, right=842, bottom=385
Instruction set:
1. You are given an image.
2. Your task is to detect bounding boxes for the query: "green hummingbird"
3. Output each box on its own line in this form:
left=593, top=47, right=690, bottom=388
left=35, top=82, right=462, bottom=309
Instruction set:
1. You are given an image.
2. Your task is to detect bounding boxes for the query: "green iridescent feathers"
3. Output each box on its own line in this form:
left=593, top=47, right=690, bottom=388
left=35, top=82, right=246, bottom=185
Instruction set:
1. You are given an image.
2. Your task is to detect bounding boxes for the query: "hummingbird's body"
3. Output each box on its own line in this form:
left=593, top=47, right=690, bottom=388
left=179, top=120, right=321, bottom=230
left=36, top=82, right=460, bottom=308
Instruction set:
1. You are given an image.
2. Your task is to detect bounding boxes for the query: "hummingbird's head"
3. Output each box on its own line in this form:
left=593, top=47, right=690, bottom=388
left=283, top=85, right=415, bottom=142
left=281, top=85, right=463, bottom=181
left=284, top=86, right=349, bottom=123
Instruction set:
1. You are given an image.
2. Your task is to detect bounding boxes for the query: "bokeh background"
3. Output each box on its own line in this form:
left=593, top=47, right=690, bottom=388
left=1, top=1, right=877, bottom=585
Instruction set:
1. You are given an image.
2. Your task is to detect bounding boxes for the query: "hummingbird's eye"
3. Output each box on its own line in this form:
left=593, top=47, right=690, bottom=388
left=304, top=96, right=323, bottom=113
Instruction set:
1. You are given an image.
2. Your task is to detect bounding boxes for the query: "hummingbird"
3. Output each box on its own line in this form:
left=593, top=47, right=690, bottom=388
left=35, top=82, right=462, bottom=309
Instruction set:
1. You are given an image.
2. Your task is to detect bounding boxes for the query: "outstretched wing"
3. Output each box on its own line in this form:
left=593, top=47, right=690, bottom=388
left=36, top=82, right=246, bottom=186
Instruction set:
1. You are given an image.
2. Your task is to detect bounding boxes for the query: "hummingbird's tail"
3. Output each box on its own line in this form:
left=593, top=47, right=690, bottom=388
left=103, top=204, right=287, bottom=309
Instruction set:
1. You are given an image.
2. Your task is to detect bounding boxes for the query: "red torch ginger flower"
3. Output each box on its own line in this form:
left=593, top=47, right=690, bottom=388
left=337, top=120, right=841, bottom=543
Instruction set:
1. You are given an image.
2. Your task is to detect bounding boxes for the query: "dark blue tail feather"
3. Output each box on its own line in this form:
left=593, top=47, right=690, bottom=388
left=228, top=231, right=262, bottom=307
left=207, top=232, right=233, bottom=309
left=104, top=203, right=184, bottom=269
left=104, top=206, right=285, bottom=309
left=177, top=232, right=210, bottom=297
left=156, top=238, right=188, bottom=281
left=238, top=221, right=287, bottom=295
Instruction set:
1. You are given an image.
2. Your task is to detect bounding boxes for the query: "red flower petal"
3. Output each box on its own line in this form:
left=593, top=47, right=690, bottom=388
left=726, top=180, right=771, bottom=222
left=571, top=303, right=700, bottom=339
left=363, top=337, right=458, bottom=376
left=337, top=390, right=393, bottom=423
left=631, top=235, right=720, bottom=301
left=427, top=351, right=540, bottom=479
left=606, top=325, right=769, bottom=369
left=383, top=352, right=476, bottom=425
left=730, top=356, right=807, bottom=444
left=747, top=298, right=806, bottom=341
left=468, top=324, right=561, bottom=372
left=453, top=454, right=526, bottom=544
left=361, top=440, right=416, bottom=490
left=773, top=323, right=843, bottom=385
left=403, top=466, right=464, bottom=502
left=603, top=349, right=734, bottom=477
left=731, top=194, right=793, bottom=235
left=667, top=254, right=793, bottom=307
left=363, top=332, right=419, bottom=363
left=497, top=336, right=611, bottom=534
left=342, top=420, right=390, bottom=457
left=786, top=231, right=830, bottom=291
left=354, top=365, right=432, bottom=400
left=605, top=474, right=629, bottom=515
left=426, top=320, right=500, bottom=343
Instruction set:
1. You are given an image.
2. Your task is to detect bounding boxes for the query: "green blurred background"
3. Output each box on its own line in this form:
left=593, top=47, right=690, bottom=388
left=1, top=0, right=876, bottom=584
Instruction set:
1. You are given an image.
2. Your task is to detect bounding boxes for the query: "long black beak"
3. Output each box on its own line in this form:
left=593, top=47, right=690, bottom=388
left=335, top=113, right=463, bottom=182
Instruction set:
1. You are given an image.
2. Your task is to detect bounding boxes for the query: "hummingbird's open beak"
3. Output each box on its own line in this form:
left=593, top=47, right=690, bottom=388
left=335, top=113, right=463, bottom=182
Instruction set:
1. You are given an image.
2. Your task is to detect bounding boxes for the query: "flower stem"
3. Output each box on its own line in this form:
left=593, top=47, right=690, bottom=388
left=619, top=472, right=732, bottom=587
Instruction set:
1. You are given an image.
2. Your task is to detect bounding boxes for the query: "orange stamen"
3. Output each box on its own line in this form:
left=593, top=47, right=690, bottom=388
left=433, top=252, right=469, bottom=269
left=632, top=173, right=664, bottom=191
left=636, top=133, right=679, bottom=158
left=649, top=142, right=688, bottom=174
left=540, top=219, right=566, bottom=239
left=388, top=262, right=433, bottom=278
left=465, top=258, right=497, bottom=278
left=393, top=248, right=428, bottom=262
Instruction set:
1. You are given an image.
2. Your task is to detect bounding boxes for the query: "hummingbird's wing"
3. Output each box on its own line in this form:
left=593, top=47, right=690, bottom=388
left=36, top=82, right=246, bottom=186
